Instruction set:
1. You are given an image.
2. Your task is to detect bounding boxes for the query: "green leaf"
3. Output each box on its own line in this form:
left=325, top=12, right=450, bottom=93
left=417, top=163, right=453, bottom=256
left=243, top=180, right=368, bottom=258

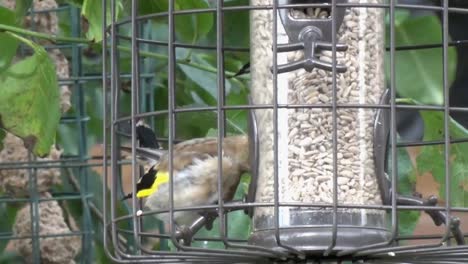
left=57, top=9, right=73, bottom=37
left=385, top=9, right=411, bottom=27
left=205, top=128, right=218, bottom=137
left=416, top=110, right=468, bottom=207
left=179, top=53, right=232, bottom=100
left=0, top=6, right=20, bottom=72
left=0, top=251, right=23, bottom=264
left=82, top=0, right=123, bottom=42
left=141, top=0, right=213, bottom=43
left=0, top=203, right=19, bottom=254
left=190, top=174, right=252, bottom=249
left=0, top=129, right=5, bottom=151
left=396, top=98, right=468, bottom=209
left=223, top=2, right=249, bottom=48
left=176, top=0, right=213, bottom=43
left=204, top=0, right=250, bottom=48
left=14, top=0, right=33, bottom=23
left=386, top=15, right=457, bottom=105
left=138, top=0, right=164, bottom=16
left=0, top=33, right=60, bottom=157
left=388, top=148, right=420, bottom=236
left=398, top=209, right=420, bottom=238
left=394, top=148, right=417, bottom=195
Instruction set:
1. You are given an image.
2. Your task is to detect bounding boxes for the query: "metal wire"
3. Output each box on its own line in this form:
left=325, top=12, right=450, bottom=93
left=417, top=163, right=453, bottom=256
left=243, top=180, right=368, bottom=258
left=0, top=4, right=96, bottom=264
left=104, top=1, right=468, bottom=263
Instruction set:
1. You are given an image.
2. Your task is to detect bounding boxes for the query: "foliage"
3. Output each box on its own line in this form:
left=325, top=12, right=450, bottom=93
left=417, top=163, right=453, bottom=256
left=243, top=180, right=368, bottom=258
left=190, top=173, right=252, bottom=249
left=0, top=32, right=60, bottom=157
left=0, top=7, right=19, bottom=72
left=0, top=0, right=465, bottom=260
left=82, top=0, right=123, bottom=42
left=417, top=110, right=468, bottom=207
left=385, top=11, right=459, bottom=236
left=386, top=12, right=457, bottom=105
left=387, top=147, right=419, bottom=236
left=13, top=0, right=33, bottom=24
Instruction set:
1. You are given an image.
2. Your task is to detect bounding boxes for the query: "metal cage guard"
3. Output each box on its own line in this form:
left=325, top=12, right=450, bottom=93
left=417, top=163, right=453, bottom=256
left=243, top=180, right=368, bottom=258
left=102, top=1, right=468, bottom=263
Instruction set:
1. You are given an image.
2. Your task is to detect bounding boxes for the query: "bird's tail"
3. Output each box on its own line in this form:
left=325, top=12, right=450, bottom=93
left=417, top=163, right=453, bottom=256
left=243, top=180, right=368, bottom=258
left=120, top=120, right=166, bottom=163
left=136, top=119, right=160, bottom=149
left=135, top=120, right=166, bottom=162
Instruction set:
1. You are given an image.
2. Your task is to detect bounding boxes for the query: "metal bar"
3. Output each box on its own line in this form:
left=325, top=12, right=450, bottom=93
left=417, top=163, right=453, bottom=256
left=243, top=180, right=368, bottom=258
left=108, top=0, right=123, bottom=260
left=24, top=5, right=41, bottom=264
left=0, top=160, right=130, bottom=170
left=324, top=0, right=339, bottom=256
left=70, top=6, right=93, bottom=262
left=115, top=34, right=468, bottom=54
left=441, top=0, right=452, bottom=246
left=110, top=104, right=468, bottom=125
left=0, top=194, right=93, bottom=203
left=101, top=0, right=111, bottom=259
left=272, top=0, right=302, bottom=257
left=389, top=0, right=399, bottom=249
left=127, top=37, right=250, bottom=52
left=113, top=3, right=468, bottom=27
left=272, top=0, right=281, bottom=254
left=167, top=0, right=179, bottom=250
left=111, top=203, right=468, bottom=220
left=130, top=0, right=142, bottom=255
left=216, top=0, right=228, bottom=248
left=0, top=231, right=87, bottom=241
left=28, top=153, right=40, bottom=264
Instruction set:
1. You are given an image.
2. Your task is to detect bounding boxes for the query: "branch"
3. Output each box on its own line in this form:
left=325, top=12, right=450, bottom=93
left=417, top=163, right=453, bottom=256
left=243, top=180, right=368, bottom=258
left=0, top=23, right=90, bottom=44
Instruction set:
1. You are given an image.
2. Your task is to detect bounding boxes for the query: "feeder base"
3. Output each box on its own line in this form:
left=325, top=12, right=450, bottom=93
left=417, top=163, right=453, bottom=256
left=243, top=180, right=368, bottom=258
left=249, top=226, right=391, bottom=256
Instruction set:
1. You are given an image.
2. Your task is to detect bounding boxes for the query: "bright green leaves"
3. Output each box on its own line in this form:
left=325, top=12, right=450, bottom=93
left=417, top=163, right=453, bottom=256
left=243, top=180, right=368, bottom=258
left=0, top=3, right=62, bottom=156
left=0, top=129, right=5, bottom=151
left=13, top=0, right=33, bottom=23
left=386, top=14, right=457, bottom=105
left=191, top=174, right=252, bottom=249
left=82, top=0, right=123, bottom=42
left=0, top=33, right=60, bottom=157
left=395, top=97, right=468, bottom=207
left=81, top=0, right=213, bottom=43
left=0, top=6, right=20, bottom=71
left=417, top=111, right=468, bottom=207
left=388, top=148, right=420, bottom=236
left=139, top=0, right=213, bottom=43
left=175, top=0, right=213, bottom=43
left=383, top=13, right=462, bottom=236
left=179, top=54, right=232, bottom=100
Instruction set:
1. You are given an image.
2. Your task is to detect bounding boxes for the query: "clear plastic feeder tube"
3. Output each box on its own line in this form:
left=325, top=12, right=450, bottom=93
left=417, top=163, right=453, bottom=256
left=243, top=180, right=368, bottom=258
left=249, top=0, right=389, bottom=252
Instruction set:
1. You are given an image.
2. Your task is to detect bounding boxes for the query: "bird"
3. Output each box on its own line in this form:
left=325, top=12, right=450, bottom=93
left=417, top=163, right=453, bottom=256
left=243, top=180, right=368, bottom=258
left=122, top=121, right=250, bottom=231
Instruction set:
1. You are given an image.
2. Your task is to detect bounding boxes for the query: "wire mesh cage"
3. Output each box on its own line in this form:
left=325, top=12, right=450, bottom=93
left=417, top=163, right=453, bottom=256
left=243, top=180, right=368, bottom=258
left=0, top=1, right=104, bottom=263
left=104, top=0, right=468, bottom=263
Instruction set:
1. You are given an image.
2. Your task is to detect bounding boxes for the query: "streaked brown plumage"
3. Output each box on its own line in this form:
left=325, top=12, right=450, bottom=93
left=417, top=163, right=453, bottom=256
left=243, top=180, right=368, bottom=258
left=141, top=135, right=250, bottom=226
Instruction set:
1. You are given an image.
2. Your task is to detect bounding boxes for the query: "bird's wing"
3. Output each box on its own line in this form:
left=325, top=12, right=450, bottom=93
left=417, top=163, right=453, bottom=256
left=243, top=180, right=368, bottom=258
left=136, top=120, right=160, bottom=149
left=144, top=151, right=243, bottom=225
left=135, top=147, right=166, bottom=162
left=146, top=153, right=239, bottom=209
left=156, top=151, right=212, bottom=172
left=120, top=146, right=166, bottom=166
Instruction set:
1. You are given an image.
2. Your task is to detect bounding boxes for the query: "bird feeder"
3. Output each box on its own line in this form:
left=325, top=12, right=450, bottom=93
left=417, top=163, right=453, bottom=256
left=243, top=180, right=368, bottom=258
left=248, top=0, right=390, bottom=252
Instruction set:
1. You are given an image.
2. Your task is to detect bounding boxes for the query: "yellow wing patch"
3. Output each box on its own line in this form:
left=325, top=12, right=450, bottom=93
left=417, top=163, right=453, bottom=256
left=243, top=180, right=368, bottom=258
left=136, top=171, right=169, bottom=198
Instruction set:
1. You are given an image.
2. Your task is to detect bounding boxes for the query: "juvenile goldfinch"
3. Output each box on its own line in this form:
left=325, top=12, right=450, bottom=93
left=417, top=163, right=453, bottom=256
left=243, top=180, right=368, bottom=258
left=123, top=122, right=250, bottom=229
